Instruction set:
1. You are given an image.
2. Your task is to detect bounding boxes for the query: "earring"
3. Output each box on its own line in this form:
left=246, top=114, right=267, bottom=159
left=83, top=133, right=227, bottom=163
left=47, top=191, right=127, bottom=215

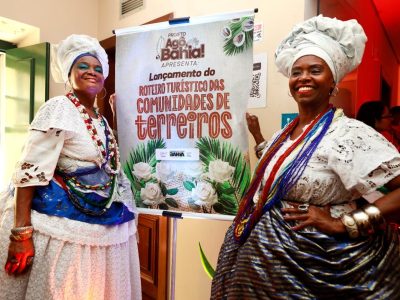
left=329, top=86, right=339, bottom=97
left=97, top=87, right=107, bottom=100
left=287, top=90, right=293, bottom=98
left=65, top=79, right=73, bottom=91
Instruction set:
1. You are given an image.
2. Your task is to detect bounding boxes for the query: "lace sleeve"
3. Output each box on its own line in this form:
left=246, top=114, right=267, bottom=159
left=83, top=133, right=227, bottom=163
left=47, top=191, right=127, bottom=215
left=327, top=118, right=400, bottom=196
left=12, top=129, right=65, bottom=187
left=29, top=95, right=82, bottom=134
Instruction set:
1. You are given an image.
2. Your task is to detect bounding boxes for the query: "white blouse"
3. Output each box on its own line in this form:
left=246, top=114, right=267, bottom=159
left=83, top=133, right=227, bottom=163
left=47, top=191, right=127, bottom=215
left=259, top=110, right=400, bottom=215
left=11, top=95, right=135, bottom=213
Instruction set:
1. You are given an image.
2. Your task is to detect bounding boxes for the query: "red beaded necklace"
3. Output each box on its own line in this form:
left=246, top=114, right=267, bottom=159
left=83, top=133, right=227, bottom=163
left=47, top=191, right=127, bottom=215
left=66, top=92, right=120, bottom=173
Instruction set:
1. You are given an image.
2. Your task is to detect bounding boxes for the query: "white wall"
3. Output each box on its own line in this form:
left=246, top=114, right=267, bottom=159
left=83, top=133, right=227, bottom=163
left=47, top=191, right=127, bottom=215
left=98, top=1, right=308, bottom=299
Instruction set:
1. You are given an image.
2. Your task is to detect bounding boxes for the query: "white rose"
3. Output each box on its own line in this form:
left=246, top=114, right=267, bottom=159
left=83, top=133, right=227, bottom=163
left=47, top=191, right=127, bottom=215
left=208, top=159, right=234, bottom=183
left=132, top=162, right=153, bottom=181
left=191, top=181, right=218, bottom=206
left=156, top=162, right=174, bottom=182
left=140, top=182, right=164, bottom=205
left=184, top=161, right=204, bottom=178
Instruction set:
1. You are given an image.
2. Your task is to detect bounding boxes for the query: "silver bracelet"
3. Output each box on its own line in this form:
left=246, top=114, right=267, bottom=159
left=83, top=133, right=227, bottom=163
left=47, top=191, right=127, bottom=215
left=351, top=209, right=374, bottom=236
left=362, top=204, right=385, bottom=231
left=340, top=214, right=360, bottom=239
left=254, top=140, right=268, bottom=152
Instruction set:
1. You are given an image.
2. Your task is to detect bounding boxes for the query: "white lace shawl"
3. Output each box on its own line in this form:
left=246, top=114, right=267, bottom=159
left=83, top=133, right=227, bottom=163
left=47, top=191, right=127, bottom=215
left=260, top=111, right=400, bottom=215
left=12, top=95, right=136, bottom=213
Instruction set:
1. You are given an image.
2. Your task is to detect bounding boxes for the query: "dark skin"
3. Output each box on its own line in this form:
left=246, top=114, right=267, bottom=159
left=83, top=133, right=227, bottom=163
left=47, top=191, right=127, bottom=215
left=280, top=55, right=400, bottom=234
left=5, top=55, right=105, bottom=275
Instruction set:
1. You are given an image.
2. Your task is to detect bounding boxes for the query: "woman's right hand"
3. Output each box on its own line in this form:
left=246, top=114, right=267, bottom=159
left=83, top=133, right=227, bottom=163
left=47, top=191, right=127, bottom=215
left=246, top=113, right=265, bottom=145
left=5, top=238, right=35, bottom=275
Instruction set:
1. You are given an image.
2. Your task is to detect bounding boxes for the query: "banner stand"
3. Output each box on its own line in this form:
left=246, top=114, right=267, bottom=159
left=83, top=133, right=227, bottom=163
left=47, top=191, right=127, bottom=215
left=162, top=211, right=183, bottom=300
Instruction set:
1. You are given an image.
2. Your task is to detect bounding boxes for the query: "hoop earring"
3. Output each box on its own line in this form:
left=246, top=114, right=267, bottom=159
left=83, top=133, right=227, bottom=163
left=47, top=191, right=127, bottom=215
left=65, top=79, right=73, bottom=92
left=329, top=86, right=339, bottom=97
left=288, top=90, right=293, bottom=98
left=97, top=87, right=107, bottom=100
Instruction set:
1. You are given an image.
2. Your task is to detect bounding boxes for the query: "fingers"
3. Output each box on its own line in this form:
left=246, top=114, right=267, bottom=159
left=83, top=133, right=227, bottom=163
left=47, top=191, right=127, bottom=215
left=5, top=255, right=34, bottom=275
left=291, top=220, right=313, bottom=231
left=5, top=257, right=20, bottom=274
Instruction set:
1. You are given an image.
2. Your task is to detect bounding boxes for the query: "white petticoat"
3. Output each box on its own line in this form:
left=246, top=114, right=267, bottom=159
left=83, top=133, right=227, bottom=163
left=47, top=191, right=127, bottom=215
left=0, top=188, right=142, bottom=300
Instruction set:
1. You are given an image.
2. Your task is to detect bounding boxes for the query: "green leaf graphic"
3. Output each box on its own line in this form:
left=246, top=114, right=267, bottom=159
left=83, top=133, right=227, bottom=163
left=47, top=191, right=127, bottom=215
left=165, top=197, right=179, bottom=208
left=199, top=242, right=215, bottom=279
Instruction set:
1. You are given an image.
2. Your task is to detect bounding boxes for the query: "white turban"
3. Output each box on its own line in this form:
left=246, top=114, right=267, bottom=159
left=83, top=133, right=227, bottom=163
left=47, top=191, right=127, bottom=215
left=51, top=34, right=109, bottom=83
left=275, top=15, right=367, bottom=83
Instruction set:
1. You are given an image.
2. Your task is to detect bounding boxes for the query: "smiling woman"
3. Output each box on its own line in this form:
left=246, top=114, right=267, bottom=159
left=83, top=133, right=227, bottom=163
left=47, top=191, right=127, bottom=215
left=0, top=34, right=141, bottom=299
left=211, top=15, right=400, bottom=299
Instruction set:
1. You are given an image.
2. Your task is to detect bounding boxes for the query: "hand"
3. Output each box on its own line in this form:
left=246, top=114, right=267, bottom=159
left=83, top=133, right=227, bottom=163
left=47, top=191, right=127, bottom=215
left=5, top=238, right=35, bottom=275
left=246, top=113, right=264, bottom=145
left=281, top=202, right=346, bottom=235
left=109, top=93, right=116, bottom=116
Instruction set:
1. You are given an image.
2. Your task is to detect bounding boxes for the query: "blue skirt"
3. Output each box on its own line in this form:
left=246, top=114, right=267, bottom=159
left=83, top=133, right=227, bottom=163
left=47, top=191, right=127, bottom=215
left=211, top=205, right=400, bottom=299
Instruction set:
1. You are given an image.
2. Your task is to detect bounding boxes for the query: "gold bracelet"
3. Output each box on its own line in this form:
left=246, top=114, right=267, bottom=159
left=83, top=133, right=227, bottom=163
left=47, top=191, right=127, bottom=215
left=11, top=226, right=34, bottom=235
left=340, top=214, right=360, bottom=239
left=362, top=204, right=385, bottom=231
left=351, top=209, right=374, bottom=236
left=9, top=232, right=33, bottom=242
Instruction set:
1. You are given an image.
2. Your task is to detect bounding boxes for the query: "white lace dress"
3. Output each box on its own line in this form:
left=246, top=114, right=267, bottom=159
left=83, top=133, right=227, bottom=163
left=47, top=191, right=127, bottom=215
left=0, top=96, right=142, bottom=300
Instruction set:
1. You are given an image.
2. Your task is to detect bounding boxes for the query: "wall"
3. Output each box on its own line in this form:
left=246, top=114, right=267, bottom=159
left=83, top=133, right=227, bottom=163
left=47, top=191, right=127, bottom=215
left=98, top=1, right=309, bottom=299
left=0, top=0, right=99, bottom=97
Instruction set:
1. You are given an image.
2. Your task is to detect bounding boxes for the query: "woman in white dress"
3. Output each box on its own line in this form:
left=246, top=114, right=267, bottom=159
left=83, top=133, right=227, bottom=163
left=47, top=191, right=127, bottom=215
left=0, top=34, right=141, bottom=299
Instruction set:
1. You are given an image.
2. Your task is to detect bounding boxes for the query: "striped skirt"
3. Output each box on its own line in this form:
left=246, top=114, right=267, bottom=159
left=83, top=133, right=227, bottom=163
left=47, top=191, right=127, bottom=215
left=211, top=205, right=400, bottom=299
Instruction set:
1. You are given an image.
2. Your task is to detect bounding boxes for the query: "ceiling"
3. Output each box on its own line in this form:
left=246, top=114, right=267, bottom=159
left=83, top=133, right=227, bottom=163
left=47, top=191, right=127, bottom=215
left=372, top=0, right=400, bottom=63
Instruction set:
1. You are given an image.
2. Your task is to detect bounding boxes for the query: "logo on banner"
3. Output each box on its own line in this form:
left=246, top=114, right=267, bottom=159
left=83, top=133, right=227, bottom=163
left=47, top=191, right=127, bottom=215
left=156, top=32, right=205, bottom=67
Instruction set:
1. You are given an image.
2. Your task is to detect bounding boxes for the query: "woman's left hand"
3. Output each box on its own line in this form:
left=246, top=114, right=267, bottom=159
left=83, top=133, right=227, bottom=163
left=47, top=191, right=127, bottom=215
left=281, top=202, right=345, bottom=235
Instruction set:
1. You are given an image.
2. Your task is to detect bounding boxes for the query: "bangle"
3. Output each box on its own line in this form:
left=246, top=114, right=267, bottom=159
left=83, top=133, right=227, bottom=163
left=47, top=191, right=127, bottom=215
left=9, top=233, right=33, bottom=242
left=351, top=209, right=374, bottom=236
left=340, top=214, right=360, bottom=238
left=362, top=204, right=385, bottom=231
left=254, top=140, right=268, bottom=152
left=11, top=226, right=34, bottom=235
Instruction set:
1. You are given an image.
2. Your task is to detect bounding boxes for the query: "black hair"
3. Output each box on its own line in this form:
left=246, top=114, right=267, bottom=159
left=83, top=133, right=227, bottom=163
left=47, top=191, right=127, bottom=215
left=390, top=106, right=400, bottom=115
left=356, top=100, right=386, bottom=129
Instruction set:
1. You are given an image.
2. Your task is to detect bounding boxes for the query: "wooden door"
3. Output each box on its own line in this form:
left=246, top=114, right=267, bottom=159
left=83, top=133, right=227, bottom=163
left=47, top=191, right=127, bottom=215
left=99, top=13, right=173, bottom=300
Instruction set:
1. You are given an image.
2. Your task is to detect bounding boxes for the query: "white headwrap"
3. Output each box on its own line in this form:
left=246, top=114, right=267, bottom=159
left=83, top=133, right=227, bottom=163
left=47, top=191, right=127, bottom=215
left=275, top=15, right=367, bottom=83
left=51, top=34, right=109, bottom=83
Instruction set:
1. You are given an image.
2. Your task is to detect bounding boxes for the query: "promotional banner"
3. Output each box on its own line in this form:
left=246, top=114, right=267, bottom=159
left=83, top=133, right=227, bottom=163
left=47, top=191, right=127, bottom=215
left=115, top=10, right=254, bottom=219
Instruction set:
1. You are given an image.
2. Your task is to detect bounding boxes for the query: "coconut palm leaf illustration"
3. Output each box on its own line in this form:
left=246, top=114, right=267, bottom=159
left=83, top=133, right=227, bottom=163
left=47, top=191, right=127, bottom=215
left=196, top=137, right=250, bottom=214
left=223, top=16, right=254, bottom=56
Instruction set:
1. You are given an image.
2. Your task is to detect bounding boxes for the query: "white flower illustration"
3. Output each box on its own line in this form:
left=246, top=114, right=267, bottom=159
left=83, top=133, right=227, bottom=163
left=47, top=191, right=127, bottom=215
left=184, top=161, right=204, bottom=178
left=191, top=181, right=218, bottom=206
left=207, top=159, right=234, bottom=183
left=156, top=161, right=174, bottom=182
left=132, top=162, right=153, bottom=181
left=140, top=182, right=164, bottom=206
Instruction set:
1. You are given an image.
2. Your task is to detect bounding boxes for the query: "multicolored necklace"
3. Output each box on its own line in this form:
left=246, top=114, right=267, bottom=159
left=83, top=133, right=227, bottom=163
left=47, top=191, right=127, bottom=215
left=66, top=91, right=120, bottom=173
left=234, top=105, right=335, bottom=244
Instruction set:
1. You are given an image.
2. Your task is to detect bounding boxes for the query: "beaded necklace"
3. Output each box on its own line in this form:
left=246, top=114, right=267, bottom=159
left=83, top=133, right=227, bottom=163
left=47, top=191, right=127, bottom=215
left=234, top=105, right=335, bottom=244
left=66, top=91, right=120, bottom=173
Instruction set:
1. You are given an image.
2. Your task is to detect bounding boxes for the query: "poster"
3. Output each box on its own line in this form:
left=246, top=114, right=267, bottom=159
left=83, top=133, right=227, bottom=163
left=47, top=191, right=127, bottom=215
left=115, top=10, right=254, bottom=219
left=248, top=52, right=267, bottom=108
